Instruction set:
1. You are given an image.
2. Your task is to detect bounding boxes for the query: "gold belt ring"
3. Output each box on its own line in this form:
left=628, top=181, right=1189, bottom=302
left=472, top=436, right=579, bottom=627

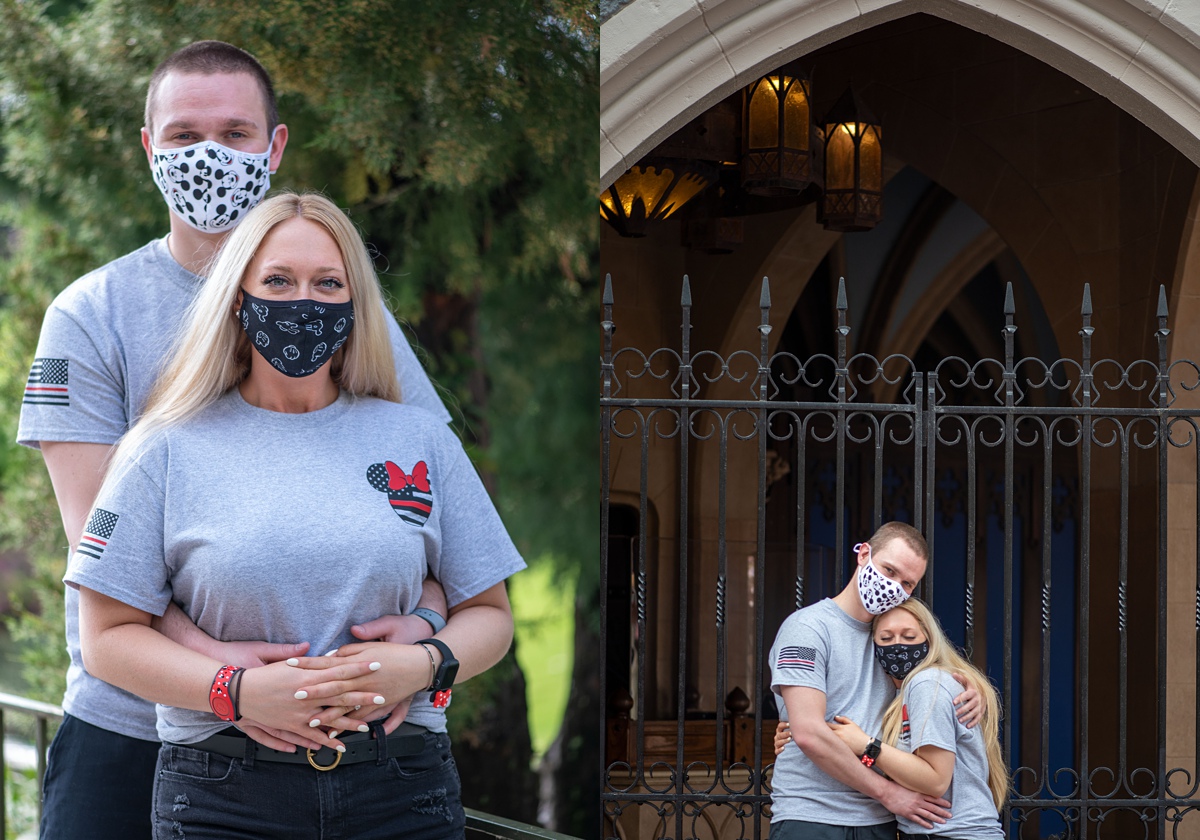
left=306, top=747, right=343, bottom=771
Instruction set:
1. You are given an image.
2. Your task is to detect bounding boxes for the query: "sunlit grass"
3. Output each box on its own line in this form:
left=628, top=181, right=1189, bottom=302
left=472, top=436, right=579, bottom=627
left=510, top=561, right=574, bottom=761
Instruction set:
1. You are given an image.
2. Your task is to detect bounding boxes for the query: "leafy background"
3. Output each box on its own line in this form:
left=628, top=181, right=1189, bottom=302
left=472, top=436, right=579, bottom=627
left=0, top=0, right=598, bottom=833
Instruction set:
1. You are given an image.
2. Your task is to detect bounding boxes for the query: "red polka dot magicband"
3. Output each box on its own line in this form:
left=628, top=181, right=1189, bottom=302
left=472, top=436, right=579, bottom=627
left=209, top=664, right=244, bottom=722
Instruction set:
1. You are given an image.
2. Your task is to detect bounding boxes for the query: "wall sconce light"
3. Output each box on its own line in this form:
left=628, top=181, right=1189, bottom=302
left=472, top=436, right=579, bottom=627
left=740, top=73, right=813, bottom=196
left=600, top=160, right=716, bottom=237
left=819, top=88, right=883, bottom=232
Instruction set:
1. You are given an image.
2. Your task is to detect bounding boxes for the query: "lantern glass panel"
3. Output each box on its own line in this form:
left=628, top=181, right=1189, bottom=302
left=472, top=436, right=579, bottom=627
left=783, top=82, right=809, bottom=150
left=827, top=123, right=855, bottom=190
left=860, top=125, right=882, bottom=191
left=747, top=80, right=779, bottom=150
left=618, top=166, right=674, bottom=216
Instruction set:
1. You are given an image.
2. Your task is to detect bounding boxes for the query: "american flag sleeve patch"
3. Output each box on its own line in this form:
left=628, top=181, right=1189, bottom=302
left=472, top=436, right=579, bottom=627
left=77, top=509, right=119, bottom=561
left=777, top=645, right=817, bottom=672
left=24, top=358, right=69, bottom=406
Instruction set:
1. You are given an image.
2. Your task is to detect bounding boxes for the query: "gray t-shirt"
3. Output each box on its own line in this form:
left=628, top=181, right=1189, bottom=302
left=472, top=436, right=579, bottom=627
left=18, top=237, right=451, bottom=741
left=769, top=598, right=895, bottom=826
left=895, top=669, right=1004, bottom=839
left=65, top=389, right=525, bottom=744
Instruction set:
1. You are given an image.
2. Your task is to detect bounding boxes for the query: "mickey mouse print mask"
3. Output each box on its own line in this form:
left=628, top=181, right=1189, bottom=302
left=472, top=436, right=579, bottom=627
left=238, top=290, right=354, bottom=378
left=150, top=130, right=277, bottom=233
left=854, top=542, right=912, bottom=615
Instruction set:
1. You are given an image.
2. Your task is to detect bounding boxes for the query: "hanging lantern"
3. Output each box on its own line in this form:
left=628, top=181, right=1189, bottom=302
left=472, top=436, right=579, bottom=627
left=599, top=160, right=715, bottom=238
left=740, top=73, right=812, bottom=196
left=819, top=88, right=883, bottom=232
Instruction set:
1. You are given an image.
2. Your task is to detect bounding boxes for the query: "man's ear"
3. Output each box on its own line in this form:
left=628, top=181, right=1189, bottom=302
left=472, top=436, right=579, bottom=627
left=141, top=127, right=155, bottom=165
left=855, top=542, right=871, bottom=568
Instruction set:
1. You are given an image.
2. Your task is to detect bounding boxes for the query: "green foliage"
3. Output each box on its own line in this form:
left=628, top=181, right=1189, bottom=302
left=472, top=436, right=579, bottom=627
left=0, top=0, right=597, bottom=732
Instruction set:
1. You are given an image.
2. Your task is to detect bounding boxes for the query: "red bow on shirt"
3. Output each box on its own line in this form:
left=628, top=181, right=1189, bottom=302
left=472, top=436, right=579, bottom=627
left=385, top=460, right=430, bottom=493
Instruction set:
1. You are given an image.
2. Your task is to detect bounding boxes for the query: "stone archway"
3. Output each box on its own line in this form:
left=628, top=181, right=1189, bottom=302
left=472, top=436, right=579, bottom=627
left=601, top=0, right=1200, bottom=189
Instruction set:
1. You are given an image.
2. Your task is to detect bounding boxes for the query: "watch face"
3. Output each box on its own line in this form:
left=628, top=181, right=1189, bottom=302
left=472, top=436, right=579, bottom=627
left=441, top=657, right=460, bottom=689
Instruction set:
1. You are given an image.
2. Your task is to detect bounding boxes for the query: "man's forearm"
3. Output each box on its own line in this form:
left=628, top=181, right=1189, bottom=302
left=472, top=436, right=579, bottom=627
left=153, top=601, right=220, bottom=658
left=793, top=723, right=892, bottom=802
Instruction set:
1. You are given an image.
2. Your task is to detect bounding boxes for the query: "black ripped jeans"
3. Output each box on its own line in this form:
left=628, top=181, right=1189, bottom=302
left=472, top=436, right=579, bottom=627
left=152, top=730, right=464, bottom=839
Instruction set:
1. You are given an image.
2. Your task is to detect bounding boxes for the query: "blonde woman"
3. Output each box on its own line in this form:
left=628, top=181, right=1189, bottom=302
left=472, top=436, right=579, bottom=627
left=68, top=191, right=524, bottom=838
left=825, top=599, right=1009, bottom=840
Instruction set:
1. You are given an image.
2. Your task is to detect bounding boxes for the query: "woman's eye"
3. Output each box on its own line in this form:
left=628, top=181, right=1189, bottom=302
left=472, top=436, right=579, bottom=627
left=318, top=277, right=346, bottom=289
left=264, top=275, right=289, bottom=287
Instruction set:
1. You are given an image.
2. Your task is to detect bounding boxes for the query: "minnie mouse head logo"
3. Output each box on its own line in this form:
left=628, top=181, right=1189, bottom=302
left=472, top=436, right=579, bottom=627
left=367, top=460, right=433, bottom=526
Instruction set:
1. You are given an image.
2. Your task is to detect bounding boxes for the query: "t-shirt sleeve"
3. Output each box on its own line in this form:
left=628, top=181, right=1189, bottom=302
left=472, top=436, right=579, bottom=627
left=903, top=672, right=959, bottom=754
left=382, top=307, right=451, bottom=424
left=63, top=449, right=173, bottom=617
left=16, top=302, right=128, bottom=449
left=770, top=613, right=831, bottom=695
left=426, top=427, right=526, bottom=607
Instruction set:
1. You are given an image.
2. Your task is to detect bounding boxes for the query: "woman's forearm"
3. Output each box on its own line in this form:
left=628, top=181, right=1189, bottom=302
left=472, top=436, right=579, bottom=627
left=79, top=587, right=224, bottom=711
left=436, top=593, right=514, bottom=682
left=876, top=742, right=955, bottom=797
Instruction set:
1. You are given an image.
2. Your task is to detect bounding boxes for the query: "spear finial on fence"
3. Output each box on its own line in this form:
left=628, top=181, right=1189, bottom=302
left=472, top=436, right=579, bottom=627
left=1002, top=280, right=1017, bottom=369
left=1156, top=284, right=1170, bottom=406
left=758, top=277, right=772, bottom=400
left=836, top=277, right=849, bottom=402
left=601, top=274, right=614, bottom=399
left=681, top=276, right=692, bottom=399
left=1080, top=284, right=1093, bottom=407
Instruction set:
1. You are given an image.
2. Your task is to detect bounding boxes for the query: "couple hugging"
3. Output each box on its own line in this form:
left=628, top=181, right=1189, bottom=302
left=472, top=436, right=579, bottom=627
left=769, top=522, right=1009, bottom=840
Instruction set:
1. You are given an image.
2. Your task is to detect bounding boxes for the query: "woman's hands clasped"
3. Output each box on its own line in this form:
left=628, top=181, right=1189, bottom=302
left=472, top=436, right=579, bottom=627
left=242, top=641, right=435, bottom=746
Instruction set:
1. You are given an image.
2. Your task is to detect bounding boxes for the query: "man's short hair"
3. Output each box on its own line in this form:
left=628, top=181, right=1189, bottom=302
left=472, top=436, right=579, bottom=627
left=144, top=41, right=278, bottom=135
left=866, top=521, right=929, bottom=563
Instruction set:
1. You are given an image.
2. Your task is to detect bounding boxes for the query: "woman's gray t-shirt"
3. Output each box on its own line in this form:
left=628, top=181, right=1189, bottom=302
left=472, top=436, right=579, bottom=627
left=896, top=668, right=1004, bottom=839
left=65, top=389, right=524, bottom=744
left=19, top=236, right=451, bottom=742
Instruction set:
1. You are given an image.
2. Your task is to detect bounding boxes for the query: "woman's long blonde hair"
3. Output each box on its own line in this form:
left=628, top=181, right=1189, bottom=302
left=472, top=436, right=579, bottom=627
left=108, top=191, right=399, bottom=477
left=877, top=598, right=1010, bottom=811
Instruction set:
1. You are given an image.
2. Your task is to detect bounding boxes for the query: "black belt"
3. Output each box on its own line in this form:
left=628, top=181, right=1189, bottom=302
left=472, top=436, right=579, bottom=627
left=177, top=721, right=427, bottom=771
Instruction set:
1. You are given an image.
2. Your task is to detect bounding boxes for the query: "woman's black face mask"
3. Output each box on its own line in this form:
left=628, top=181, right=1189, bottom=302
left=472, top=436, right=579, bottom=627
left=873, top=640, right=929, bottom=680
left=238, top=290, right=354, bottom=377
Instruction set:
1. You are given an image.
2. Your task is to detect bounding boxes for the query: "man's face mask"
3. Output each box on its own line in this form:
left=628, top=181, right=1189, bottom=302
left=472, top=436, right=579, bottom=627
left=150, top=129, right=277, bottom=233
left=855, top=542, right=911, bottom=615
left=237, top=290, right=354, bottom=378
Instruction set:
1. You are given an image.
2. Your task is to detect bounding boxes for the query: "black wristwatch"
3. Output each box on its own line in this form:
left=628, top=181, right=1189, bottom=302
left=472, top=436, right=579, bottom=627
left=415, top=638, right=459, bottom=695
left=860, top=737, right=882, bottom=767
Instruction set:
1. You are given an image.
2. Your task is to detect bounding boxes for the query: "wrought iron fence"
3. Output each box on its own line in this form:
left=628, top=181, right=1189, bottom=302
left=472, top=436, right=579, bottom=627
left=0, top=695, right=573, bottom=840
left=600, top=275, right=1200, bottom=839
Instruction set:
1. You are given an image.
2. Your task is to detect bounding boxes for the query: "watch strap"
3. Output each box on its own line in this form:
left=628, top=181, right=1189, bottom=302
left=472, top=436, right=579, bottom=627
left=412, top=607, right=446, bottom=634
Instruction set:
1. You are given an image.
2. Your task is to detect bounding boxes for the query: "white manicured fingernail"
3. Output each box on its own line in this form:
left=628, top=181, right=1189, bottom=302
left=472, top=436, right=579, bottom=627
left=373, top=695, right=385, bottom=705
left=335, top=745, right=346, bottom=753
left=324, top=649, right=339, bottom=657
left=309, top=719, right=321, bottom=727
left=358, top=724, right=370, bottom=732
left=369, top=661, right=382, bottom=671
left=294, top=690, right=308, bottom=700
left=286, top=658, right=299, bottom=666
left=328, top=730, right=339, bottom=740
left=354, top=705, right=361, bottom=711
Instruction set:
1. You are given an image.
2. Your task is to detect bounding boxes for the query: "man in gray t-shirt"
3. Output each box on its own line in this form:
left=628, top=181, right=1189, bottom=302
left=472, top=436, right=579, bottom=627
left=17, top=41, right=450, bottom=840
left=769, top=523, right=973, bottom=840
